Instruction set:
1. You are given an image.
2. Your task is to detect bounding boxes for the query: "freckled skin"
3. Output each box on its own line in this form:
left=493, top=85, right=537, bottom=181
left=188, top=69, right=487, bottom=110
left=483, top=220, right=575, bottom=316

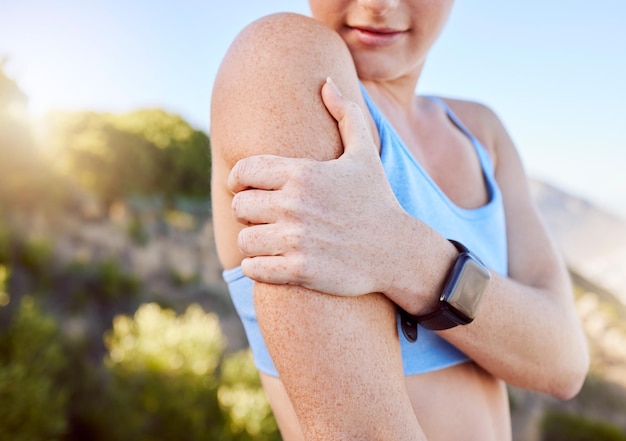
left=211, top=3, right=589, bottom=440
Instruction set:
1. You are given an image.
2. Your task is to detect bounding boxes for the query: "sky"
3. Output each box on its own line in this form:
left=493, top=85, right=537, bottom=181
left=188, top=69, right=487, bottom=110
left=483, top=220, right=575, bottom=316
left=1, top=0, right=625, bottom=218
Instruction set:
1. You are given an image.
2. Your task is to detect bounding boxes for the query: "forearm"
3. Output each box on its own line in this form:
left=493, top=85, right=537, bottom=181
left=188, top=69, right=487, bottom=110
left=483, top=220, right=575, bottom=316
left=441, top=274, right=588, bottom=398
left=383, top=214, right=588, bottom=399
left=254, top=283, right=426, bottom=440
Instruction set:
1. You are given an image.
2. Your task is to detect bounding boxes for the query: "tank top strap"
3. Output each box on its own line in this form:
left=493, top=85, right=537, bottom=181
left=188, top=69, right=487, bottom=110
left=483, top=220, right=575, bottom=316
left=424, top=95, right=495, bottom=175
left=423, top=96, right=474, bottom=140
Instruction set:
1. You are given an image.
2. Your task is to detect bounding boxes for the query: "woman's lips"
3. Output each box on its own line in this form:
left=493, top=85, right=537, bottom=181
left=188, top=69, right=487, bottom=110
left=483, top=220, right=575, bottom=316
left=350, top=26, right=405, bottom=47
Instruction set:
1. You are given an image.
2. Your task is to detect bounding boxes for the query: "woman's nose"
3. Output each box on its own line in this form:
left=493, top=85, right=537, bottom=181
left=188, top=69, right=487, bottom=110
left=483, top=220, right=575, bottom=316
left=357, top=0, right=400, bottom=16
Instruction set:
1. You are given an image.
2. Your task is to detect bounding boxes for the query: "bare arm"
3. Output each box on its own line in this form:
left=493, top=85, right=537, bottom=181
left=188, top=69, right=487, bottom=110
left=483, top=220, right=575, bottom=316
left=438, top=103, right=589, bottom=399
left=227, top=54, right=589, bottom=400
left=211, top=13, right=424, bottom=440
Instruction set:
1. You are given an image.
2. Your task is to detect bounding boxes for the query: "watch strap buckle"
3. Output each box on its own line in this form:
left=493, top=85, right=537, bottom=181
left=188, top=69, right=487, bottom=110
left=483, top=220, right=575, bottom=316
left=398, top=307, right=419, bottom=342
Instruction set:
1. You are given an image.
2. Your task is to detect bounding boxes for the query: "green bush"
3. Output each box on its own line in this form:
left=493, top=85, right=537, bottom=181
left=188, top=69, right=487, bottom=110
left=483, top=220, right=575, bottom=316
left=19, top=237, right=53, bottom=279
left=219, top=350, right=281, bottom=441
left=0, top=265, right=9, bottom=307
left=0, top=296, right=283, bottom=440
left=61, top=258, right=140, bottom=309
left=0, top=296, right=69, bottom=441
left=541, top=410, right=626, bottom=441
left=102, top=303, right=227, bottom=440
left=0, top=222, right=10, bottom=265
left=127, top=215, right=149, bottom=246
left=95, top=259, right=140, bottom=302
left=170, top=268, right=200, bottom=287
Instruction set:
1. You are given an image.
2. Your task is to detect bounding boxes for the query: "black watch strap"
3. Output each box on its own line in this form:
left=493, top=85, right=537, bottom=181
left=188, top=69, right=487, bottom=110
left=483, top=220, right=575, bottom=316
left=414, top=305, right=473, bottom=330
left=398, top=307, right=419, bottom=342
left=399, top=302, right=471, bottom=342
left=398, top=240, right=477, bottom=343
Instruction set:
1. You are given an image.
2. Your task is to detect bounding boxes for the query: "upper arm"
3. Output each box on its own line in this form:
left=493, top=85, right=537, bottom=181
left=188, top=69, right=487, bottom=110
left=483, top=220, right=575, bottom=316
left=210, top=13, right=366, bottom=268
left=492, top=115, right=570, bottom=295
left=210, top=14, right=420, bottom=439
left=482, top=105, right=570, bottom=294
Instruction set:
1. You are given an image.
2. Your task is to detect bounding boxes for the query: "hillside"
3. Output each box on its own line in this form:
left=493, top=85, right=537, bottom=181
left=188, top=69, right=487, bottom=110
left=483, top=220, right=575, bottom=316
left=530, top=179, right=626, bottom=309
left=507, top=180, right=626, bottom=440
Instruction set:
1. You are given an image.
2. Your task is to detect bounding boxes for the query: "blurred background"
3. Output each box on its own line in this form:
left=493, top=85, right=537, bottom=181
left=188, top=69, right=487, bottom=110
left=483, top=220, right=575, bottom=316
left=0, top=1, right=625, bottom=440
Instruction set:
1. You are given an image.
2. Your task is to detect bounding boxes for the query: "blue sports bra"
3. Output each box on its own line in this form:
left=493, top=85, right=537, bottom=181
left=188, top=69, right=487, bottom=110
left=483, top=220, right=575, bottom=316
left=223, top=85, right=508, bottom=377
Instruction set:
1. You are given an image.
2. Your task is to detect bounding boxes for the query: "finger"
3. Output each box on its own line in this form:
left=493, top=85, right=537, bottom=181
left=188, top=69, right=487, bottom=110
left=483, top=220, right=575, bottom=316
left=321, top=77, right=376, bottom=160
left=238, top=223, right=285, bottom=257
left=232, top=189, right=279, bottom=225
left=241, top=255, right=303, bottom=286
left=228, top=154, right=292, bottom=194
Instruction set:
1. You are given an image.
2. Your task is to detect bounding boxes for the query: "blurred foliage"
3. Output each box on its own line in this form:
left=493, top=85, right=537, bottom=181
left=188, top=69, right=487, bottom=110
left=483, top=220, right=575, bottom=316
left=127, top=215, right=149, bottom=246
left=47, top=108, right=211, bottom=208
left=105, top=303, right=224, bottom=378
left=0, top=294, right=281, bottom=440
left=0, top=221, right=10, bottom=265
left=0, top=296, right=69, bottom=441
left=219, top=350, right=281, bottom=440
left=0, top=64, right=74, bottom=215
left=102, top=303, right=226, bottom=440
left=94, top=259, right=140, bottom=302
left=55, top=257, right=141, bottom=313
left=0, top=63, right=276, bottom=441
left=1, top=64, right=211, bottom=218
left=101, top=303, right=280, bottom=441
left=541, top=410, right=626, bottom=441
left=170, top=268, right=200, bottom=288
left=0, top=265, right=9, bottom=307
left=19, top=237, right=54, bottom=282
left=575, top=374, right=626, bottom=417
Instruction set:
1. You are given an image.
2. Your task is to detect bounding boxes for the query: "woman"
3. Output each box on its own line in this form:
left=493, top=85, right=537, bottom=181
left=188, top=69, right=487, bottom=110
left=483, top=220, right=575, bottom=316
left=210, top=1, right=589, bottom=439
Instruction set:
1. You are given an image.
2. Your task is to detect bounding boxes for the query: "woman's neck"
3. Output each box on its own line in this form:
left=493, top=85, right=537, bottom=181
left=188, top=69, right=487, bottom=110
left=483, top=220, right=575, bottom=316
left=361, top=74, right=422, bottom=122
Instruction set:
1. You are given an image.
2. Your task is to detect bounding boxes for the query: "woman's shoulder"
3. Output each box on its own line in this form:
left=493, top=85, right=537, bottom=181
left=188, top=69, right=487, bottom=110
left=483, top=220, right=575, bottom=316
left=210, top=12, right=365, bottom=165
left=224, top=13, right=347, bottom=68
left=434, top=96, right=512, bottom=170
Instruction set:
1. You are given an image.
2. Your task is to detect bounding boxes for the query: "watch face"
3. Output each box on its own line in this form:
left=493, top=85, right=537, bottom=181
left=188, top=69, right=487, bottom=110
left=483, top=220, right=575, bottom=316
left=444, top=253, right=491, bottom=319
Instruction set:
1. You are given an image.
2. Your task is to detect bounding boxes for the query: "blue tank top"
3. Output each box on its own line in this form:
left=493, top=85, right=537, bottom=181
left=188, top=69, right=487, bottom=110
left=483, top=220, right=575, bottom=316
left=223, top=85, right=508, bottom=377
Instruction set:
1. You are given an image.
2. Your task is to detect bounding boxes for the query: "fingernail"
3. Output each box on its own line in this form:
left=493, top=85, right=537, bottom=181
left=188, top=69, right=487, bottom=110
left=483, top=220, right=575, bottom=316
left=326, top=76, right=343, bottom=97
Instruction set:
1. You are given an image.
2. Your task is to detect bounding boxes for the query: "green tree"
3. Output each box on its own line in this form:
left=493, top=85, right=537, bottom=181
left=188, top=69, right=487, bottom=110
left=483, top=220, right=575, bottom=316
left=112, top=109, right=211, bottom=202
left=48, top=108, right=211, bottom=208
left=0, top=296, right=69, bottom=441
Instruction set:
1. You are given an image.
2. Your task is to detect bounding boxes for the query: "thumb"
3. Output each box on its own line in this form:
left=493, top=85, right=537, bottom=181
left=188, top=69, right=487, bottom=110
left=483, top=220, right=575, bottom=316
left=321, top=77, right=377, bottom=160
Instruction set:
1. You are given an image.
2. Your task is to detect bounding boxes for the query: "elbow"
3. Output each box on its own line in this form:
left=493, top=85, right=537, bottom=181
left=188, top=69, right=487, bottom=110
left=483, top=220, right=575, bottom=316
left=550, top=342, right=590, bottom=401
left=552, top=370, right=587, bottom=401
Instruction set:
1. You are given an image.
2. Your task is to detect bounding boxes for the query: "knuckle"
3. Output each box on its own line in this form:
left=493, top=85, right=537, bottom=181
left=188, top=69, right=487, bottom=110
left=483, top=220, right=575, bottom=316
left=229, top=160, right=245, bottom=185
left=231, top=193, right=246, bottom=222
left=291, top=253, right=311, bottom=282
left=289, top=161, right=310, bottom=185
left=231, top=156, right=262, bottom=187
left=345, top=100, right=360, bottom=113
left=344, top=100, right=364, bottom=119
left=236, top=157, right=254, bottom=179
left=281, top=195, right=299, bottom=218
left=231, top=192, right=240, bottom=212
left=241, top=257, right=258, bottom=281
left=283, top=226, right=303, bottom=251
left=237, top=228, right=250, bottom=254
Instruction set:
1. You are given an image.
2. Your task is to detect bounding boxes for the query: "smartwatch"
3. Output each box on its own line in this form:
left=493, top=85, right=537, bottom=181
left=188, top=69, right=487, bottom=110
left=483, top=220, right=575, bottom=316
left=399, top=239, right=491, bottom=342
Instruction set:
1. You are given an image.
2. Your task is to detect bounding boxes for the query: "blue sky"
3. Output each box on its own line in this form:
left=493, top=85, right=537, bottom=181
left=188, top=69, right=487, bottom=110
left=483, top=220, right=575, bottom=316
left=1, top=0, right=625, bottom=217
